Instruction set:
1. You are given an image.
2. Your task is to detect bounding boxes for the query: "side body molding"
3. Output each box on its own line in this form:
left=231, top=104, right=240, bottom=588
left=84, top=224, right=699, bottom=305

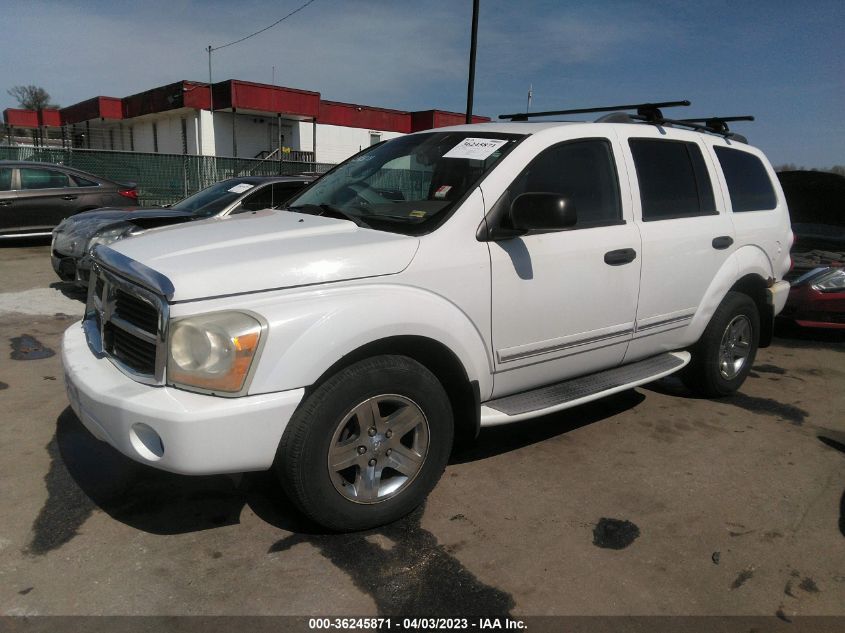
left=236, top=283, right=495, bottom=398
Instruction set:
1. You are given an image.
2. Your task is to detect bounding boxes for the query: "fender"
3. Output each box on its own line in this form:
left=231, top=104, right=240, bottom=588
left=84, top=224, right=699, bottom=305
left=243, top=283, right=494, bottom=398
left=686, top=244, right=773, bottom=342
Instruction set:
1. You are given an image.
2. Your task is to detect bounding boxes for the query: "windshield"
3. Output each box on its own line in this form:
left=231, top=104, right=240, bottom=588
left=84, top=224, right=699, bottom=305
left=171, top=180, right=256, bottom=217
left=286, top=131, right=522, bottom=234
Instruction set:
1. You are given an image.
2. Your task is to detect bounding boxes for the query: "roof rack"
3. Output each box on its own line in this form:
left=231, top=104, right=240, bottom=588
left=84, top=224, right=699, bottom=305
left=678, top=116, right=754, bottom=134
left=498, top=100, right=690, bottom=122
left=627, top=114, right=752, bottom=142
left=498, top=101, right=754, bottom=142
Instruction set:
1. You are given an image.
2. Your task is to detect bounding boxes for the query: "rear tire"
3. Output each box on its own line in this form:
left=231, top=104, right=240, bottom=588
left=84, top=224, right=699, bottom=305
left=276, top=355, right=453, bottom=531
left=681, top=291, right=760, bottom=397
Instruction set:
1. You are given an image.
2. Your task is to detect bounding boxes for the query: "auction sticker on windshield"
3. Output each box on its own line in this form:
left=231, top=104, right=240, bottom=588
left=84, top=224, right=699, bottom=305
left=228, top=183, right=254, bottom=194
left=443, top=138, right=508, bottom=160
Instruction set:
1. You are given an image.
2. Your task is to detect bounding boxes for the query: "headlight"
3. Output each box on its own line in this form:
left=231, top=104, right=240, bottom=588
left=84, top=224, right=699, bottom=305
left=811, top=268, right=845, bottom=293
left=167, top=311, right=264, bottom=394
left=88, top=224, right=136, bottom=250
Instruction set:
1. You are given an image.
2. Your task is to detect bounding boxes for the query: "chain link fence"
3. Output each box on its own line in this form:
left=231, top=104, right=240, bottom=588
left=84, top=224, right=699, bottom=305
left=0, top=145, right=335, bottom=206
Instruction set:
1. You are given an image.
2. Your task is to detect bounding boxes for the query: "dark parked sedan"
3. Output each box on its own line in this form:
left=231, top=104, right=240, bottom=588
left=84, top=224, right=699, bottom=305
left=51, top=175, right=313, bottom=286
left=0, top=161, right=138, bottom=238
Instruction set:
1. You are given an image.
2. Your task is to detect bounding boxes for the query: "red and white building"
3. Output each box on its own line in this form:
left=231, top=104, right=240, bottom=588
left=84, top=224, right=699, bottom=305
left=3, top=79, right=489, bottom=164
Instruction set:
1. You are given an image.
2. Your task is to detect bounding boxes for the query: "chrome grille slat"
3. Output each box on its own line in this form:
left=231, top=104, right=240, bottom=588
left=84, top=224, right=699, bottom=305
left=113, top=289, right=158, bottom=334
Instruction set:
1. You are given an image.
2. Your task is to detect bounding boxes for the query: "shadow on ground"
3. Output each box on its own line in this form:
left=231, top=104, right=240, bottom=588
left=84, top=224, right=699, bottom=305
left=31, top=408, right=517, bottom=616
left=774, top=319, right=845, bottom=347
left=40, top=392, right=645, bottom=548
left=49, top=281, right=88, bottom=303
left=451, top=389, right=644, bottom=464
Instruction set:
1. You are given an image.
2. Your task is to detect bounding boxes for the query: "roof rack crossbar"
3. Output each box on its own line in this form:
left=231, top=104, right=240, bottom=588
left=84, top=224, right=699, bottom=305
left=498, top=100, right=690, bottom=122
left=629, top=114, right=749, bottom=140
left=678, top=116, right=754, bottom=134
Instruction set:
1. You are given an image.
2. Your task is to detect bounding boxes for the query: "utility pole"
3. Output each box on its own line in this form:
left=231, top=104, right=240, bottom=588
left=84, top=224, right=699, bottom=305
left=207, top=45, right=214, bottom=114
left=527, top=84, right=533, bottom=112
left=465, top=0, right=479, bottom=124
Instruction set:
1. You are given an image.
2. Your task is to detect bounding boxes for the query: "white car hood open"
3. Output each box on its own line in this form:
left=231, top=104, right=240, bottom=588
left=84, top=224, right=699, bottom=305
left=105, top=210, right=419, bottom=302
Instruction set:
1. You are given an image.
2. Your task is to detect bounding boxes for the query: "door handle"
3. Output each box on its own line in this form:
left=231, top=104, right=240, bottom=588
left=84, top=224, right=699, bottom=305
left=604, top=248, right=637, bottom=266
left=712, top=236, right=734, bottom=250
left=61, top=195, right=78, bottom=200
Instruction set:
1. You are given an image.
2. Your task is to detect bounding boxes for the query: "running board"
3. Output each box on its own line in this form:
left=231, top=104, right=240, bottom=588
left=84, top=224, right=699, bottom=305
left=480, top=351, right=690, bottom=426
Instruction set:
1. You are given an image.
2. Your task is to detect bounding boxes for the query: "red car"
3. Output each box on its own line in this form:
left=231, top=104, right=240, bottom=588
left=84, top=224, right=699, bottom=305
left=782, top=267, right=845, bottom=328
left=778, top=170, right=845, bottom=328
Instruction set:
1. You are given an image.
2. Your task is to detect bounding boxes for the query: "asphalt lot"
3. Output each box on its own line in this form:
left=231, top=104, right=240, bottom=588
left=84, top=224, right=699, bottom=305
left=0, top=240, right=843, bottom=620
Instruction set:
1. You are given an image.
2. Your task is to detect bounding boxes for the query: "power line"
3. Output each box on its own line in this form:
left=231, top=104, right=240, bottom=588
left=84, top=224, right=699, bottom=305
left=210, top=0, right=319, bottom=51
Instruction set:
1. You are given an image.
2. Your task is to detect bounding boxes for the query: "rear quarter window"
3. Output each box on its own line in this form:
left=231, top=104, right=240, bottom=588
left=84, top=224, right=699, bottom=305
left=72, top=175, right=99, bottom=187
left=714, top=146, right=777, bottom=212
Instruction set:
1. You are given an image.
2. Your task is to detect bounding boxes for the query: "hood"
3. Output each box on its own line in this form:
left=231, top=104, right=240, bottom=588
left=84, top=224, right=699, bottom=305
left=106, top=209, right=420, bottom=302
left=54, top=207, right=194, bottom=255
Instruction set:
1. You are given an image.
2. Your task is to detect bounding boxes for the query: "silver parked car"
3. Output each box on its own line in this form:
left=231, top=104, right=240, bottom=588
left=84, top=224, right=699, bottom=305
left=52, top=175, right=314, bottom=287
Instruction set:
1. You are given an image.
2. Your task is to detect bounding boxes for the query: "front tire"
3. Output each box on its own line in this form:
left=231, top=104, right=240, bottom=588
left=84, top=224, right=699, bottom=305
left=276, top=355, right=454, bottom=531
left=682, top=291, right=760, bottom=397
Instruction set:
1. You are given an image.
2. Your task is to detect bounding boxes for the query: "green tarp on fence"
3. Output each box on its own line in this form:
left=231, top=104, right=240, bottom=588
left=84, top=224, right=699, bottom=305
left=0, top=146, right=335, bottom=206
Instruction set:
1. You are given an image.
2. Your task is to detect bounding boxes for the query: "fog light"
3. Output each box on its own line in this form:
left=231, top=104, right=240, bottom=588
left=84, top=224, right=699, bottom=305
left=130, top=423, right=164, bottom=460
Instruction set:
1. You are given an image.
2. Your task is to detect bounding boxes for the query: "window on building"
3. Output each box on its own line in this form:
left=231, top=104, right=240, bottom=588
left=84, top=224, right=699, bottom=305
left=370, top=132, right=381, bottom=146
left=0, top=168, right=12, bottom=191
left=20, top=168, right=72, bottom=190
left=152, top=122, right=159, bottom=153
left=504, top=139, right=622, bottom=228
left=714, top=146, right=777, bottom=212
left=630, top=139, right=716, bottom=221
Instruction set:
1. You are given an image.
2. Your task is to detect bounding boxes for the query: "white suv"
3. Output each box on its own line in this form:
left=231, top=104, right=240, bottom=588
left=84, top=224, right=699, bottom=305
left=62, top=103, right=792, bottom=530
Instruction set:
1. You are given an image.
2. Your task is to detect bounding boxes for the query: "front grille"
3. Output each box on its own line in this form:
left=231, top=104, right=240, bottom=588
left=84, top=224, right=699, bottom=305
left=114, top=289, right=158, bottom=334
left=105, top=323, right=157, bottom=373
left=85, top=265, right=167, bottom=384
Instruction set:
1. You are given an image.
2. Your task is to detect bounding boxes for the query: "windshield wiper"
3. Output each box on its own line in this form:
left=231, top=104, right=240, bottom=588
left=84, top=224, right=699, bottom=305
left=358, top=214, right=424, bottom=223
left=287, top=204, right=369, bottom=228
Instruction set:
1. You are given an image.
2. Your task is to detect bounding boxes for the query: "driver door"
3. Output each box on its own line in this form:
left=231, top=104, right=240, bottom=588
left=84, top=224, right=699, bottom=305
left=486, top=137, right=642, bottom=397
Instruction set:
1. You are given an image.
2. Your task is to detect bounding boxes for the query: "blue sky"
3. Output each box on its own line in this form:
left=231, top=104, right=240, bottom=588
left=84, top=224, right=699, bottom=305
left=2, top=0, right=843, bottom=167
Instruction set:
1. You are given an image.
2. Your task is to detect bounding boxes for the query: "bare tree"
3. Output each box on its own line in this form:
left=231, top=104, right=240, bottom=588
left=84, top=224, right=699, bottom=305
left=7, top=85, right=59, bottom=110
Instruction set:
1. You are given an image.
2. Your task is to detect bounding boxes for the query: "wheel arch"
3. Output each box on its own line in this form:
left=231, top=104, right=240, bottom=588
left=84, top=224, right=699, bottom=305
left=729, top=273, right=772, bottom=347
left=308, top=335, right=481, bottom=446
left=688, top=245, right=774, bottom=346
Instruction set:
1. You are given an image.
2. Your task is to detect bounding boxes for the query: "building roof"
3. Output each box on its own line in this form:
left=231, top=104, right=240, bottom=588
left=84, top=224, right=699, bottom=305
left=5, top=79, right=490, bottom=131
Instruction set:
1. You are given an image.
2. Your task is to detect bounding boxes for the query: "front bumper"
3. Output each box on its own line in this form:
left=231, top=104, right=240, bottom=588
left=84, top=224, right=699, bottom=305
left=51, top=251, right=92, bottom=287
left=61, top=321, right=305, bottom=475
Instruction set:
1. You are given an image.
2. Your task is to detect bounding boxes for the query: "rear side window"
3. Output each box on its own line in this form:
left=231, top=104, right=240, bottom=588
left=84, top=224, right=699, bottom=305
left=72, top=175, right=99, bottom=187
left=0, top=168, right=11, bottom=191
left=507, top=139, right=622, bottom=228
left=630, top=139, right=716, bottom=221
left=20, top=168, right=71, bottom=190
left=714, top=146, right=777, bottom=212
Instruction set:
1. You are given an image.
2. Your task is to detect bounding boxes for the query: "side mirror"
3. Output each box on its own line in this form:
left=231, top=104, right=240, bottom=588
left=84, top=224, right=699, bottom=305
left=511, top=193, right=576, bottom=232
